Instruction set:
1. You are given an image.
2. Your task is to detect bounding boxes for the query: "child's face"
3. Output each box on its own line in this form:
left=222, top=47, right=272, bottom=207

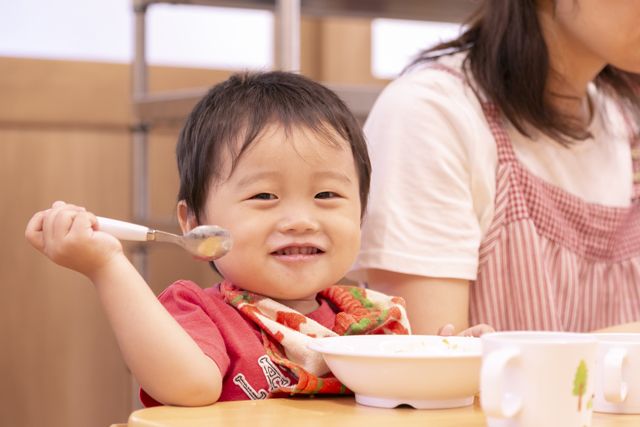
left=202, top=124, right=362, bottom=307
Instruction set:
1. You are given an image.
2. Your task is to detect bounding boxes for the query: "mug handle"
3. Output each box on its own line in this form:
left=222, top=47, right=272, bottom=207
left=481, top=347, right=523, bottom=418
left=603, top=347, right=628, bottom=403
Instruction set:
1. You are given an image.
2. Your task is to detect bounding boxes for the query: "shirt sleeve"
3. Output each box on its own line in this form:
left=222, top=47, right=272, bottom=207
left=140, top=280, right=230, bottom=407
left=351, top=67, right=490, bottom=281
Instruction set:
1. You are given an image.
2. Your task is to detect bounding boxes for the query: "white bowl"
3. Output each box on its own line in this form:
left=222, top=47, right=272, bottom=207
left=308, top=335, right=481, bottom=409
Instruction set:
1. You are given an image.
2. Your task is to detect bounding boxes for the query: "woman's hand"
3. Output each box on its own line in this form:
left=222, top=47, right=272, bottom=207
left=438, top=323, right=495, bottom=337
left=25, top=200, right=123, bottom=280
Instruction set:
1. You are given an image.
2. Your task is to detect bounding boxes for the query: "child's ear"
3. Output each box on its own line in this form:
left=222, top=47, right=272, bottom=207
left=177, top=200, right=198, bottom=234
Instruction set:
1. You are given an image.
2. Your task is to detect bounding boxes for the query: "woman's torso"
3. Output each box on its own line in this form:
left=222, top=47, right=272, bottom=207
left=351, top=52, right=640, bottom=331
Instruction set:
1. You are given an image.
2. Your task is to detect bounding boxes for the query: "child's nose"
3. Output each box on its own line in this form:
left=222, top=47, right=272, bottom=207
left=277, top=209, right=320, bottom=234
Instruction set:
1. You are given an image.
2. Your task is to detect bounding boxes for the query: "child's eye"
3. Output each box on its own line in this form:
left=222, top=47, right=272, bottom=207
left=315, top=191, right=339, bottom=199
left=250, top=193, right=277, bottom=200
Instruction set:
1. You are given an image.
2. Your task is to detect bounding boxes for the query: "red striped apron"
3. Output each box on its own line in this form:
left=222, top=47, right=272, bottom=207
left=430, top=63, right=640, bottom=331
left=469, top=96, right=640, bottom=332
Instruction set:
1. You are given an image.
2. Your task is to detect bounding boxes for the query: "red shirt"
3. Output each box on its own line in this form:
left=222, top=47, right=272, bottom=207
left=140, top=280, right=337, bottom=406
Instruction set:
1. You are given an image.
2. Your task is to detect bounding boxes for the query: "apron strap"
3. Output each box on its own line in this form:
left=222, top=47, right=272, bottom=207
left=617, top=103, right=640, bottom=201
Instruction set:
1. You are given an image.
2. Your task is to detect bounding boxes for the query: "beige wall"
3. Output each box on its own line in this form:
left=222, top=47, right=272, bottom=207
left=0, top=57, right=226, bottom=427
left=0, top=16, right=383, bottom=427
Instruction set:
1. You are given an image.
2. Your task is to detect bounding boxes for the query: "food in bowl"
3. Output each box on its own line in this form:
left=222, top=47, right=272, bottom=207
left=308, top=335, right=481, bottom=409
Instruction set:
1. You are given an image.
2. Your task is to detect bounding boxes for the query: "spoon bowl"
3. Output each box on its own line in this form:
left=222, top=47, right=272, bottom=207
left=157, top=224, right=232, bottom=261
left=97, top=216, right=232, bottom=260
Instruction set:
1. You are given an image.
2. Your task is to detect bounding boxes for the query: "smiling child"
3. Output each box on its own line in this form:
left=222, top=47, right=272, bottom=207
left=25, top=71, right=412, bottom=406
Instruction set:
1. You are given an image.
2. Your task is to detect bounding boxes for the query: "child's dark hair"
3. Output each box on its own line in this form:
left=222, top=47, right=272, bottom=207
left=176, top=71, right=371, bottom=221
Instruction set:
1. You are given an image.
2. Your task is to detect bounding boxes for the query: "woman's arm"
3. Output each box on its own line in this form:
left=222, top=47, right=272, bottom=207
left=366, top=269, right=470, bottom=335
left=593, top=322, right=640, bottom=333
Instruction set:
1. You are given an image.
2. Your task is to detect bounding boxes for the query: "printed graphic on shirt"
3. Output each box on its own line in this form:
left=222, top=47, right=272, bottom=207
left=233, top=355, right=291, bottom=399
left=233, top=374, right=269, bottom=400
left=258, top=355, right=291, bottom=390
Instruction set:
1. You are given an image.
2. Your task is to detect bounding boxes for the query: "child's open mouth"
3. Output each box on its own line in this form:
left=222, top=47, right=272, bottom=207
left=271, top=246, right=324, bottom=256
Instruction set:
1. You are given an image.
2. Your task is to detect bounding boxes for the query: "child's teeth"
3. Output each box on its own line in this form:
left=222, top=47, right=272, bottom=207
left=280, top=247, right=317, bottom=255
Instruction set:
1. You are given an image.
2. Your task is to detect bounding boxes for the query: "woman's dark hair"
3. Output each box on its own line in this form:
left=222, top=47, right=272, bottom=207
left=176, top=71, right=371, bottom=221
left=409, top=0, right=640, bottom=144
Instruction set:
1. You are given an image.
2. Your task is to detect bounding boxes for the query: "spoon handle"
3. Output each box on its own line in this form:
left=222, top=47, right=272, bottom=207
left=96, top=216, right=151, bottom=242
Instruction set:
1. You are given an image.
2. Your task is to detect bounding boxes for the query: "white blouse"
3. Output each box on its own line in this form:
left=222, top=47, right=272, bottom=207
left=349, top=53, right=633, bottom=282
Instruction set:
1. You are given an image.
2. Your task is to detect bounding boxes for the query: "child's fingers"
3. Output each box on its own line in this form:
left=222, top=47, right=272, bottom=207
left=43, top=206, right=62, bottom=247
left=67, top=211, right=96, bottom=239
left=25, top=211, right=46, bottom=251
left=86, top=212, right=99, bottom=231
left=52, top=209, right=81, bottom=241
left=42, top=209, right=64, bottom=249
left=43, top=203, right=88, bottom=242
left=51, top=200, right=86, bottom=212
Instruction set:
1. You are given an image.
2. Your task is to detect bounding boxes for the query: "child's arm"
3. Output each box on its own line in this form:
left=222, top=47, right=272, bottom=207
left=25, top=201, right=223, bottom=406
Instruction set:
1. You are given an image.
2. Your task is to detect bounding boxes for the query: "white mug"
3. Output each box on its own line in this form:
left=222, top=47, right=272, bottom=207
left=593, top=333, right=640, bottom=414
left=481, top=331, right=597, bottom=427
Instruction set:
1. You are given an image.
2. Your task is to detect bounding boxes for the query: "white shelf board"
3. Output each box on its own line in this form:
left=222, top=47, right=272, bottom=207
left=134, top=83, right=383, bottom=123
left=133, top=0, right=476, bottom=23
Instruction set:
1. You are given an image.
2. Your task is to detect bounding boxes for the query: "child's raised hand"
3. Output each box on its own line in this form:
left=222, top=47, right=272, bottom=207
left=25, top=201, right=124, bottom=279
left=438, top=323, right=495, bottom=337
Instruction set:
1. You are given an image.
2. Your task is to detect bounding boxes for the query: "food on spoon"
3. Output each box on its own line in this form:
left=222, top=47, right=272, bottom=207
left=197, top=237, right=221, bottom=258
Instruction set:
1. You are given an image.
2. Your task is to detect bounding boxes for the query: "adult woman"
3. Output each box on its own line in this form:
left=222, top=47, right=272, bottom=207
left=349, top=0, right=640, bottom=333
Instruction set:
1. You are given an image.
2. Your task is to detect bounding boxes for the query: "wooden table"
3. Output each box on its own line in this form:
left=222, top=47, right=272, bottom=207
left=128, top=397, right=640, bottom=427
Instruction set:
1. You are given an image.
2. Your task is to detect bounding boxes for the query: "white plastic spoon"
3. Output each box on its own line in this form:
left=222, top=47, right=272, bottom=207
left=97, top=216, right=232, bottom=261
